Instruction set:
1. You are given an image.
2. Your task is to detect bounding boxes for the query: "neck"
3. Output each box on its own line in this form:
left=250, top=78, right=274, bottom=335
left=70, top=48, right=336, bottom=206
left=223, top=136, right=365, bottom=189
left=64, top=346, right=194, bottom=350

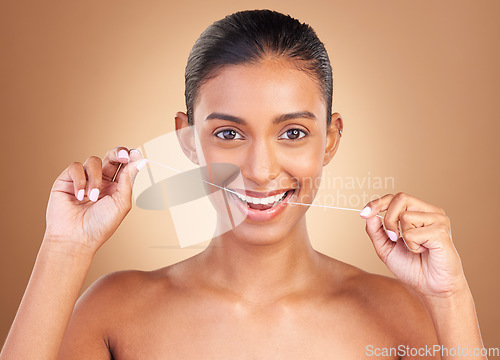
left=197, top=217, right=321, bottom=304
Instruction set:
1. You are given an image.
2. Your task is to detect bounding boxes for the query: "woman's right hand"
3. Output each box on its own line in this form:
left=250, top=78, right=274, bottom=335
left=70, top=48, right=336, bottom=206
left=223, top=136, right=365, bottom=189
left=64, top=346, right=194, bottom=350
left=44, top=147, right=149, bottom=257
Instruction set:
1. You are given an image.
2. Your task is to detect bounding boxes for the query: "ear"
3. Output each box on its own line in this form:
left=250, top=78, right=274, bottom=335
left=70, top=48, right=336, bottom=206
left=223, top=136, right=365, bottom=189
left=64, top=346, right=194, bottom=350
left=175, top=111, right=199, bottom=165
left=323, top=112, right=343, bottom=166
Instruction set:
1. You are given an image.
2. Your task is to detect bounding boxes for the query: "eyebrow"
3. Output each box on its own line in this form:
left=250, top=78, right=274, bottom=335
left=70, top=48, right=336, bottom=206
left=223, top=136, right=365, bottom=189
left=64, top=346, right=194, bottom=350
left=205, top=111, right=316, bottom=125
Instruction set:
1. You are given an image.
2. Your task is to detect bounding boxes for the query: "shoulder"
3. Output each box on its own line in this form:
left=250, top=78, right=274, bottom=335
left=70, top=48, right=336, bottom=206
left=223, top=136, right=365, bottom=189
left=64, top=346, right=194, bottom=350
left=66, top=268, right=173, bottom=340
left=75, top=253, right=202, bottom=318
left=76, top=268, right=171, bottom=313
left=85, top=268, right=166, bottom=294
left=59, top=268, right=173, bottom=357
left=347, top=269, right=429, bottom=325
left=321, top=255, right=438, bottom=346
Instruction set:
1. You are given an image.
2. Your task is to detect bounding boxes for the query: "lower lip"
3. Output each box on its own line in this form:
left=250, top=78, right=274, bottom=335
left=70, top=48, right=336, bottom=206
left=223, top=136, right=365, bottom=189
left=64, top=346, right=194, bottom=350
left=229, top=189, right=295, bottom=222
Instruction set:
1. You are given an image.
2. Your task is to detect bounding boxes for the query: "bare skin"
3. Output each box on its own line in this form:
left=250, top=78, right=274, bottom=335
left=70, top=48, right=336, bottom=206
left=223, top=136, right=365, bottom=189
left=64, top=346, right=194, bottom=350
left=58, top=253, right=438, bottom=359
left=1, top=60, right=486, bottom=360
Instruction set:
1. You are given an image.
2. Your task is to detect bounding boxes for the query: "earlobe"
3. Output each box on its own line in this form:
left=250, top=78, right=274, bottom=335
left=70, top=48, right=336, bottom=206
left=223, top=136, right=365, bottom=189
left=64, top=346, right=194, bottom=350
left=175, top=112, right=199, bottom=165
left=323, top=113, right=343, bottom=166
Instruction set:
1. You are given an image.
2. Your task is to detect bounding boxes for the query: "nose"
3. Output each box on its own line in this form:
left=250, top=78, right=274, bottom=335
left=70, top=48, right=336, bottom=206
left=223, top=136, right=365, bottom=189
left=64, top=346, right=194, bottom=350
left=241, top=138, right=280, bottom=186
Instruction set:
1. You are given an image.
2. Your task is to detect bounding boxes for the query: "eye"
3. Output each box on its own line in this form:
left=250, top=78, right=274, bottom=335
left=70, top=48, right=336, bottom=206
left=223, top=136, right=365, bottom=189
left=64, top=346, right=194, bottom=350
left=279, top=128, right=307, bottom=140
left=215, top=129, right=243, bottom=140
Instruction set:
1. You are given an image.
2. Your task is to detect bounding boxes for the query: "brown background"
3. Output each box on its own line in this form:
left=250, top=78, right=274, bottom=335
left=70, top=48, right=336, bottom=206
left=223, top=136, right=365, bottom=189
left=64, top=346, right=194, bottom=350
left=1, top=0, right=499, bottom=351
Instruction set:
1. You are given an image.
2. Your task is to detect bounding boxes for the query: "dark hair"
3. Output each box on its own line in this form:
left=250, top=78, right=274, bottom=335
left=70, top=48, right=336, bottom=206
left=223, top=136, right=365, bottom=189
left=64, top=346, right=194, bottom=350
left=185, top=9, right=333, bottom=125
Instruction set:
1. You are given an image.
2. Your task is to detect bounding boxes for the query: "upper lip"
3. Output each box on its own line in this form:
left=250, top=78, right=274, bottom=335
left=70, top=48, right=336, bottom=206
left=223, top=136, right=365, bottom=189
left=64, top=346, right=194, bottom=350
left=228, top=188, right=295, bottom=198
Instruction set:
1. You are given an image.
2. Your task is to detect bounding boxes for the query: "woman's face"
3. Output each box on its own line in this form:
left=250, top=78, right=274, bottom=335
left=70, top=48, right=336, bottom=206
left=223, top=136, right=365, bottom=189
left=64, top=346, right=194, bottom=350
left=177, top=59, right=341, bottom=245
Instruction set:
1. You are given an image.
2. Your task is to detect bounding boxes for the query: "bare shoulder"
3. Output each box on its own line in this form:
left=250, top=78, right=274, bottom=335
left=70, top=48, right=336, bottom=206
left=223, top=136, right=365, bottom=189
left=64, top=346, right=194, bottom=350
left=83, top=268, right=168, bottom=295
left=59, top=267, right=176, bottom=358
left=319, top=253, right=438, bottom=347
left=75, top=264, right=182, bottom=316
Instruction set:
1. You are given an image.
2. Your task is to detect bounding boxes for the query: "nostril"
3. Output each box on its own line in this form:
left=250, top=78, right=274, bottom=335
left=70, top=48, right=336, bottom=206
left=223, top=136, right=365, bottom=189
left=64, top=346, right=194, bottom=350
left=241, top=165, right=280, bottom=184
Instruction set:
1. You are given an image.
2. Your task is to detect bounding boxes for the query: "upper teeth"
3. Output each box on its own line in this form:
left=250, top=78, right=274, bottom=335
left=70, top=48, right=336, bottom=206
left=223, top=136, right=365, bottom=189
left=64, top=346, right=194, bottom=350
left=234, top=191, right=288, bottom=205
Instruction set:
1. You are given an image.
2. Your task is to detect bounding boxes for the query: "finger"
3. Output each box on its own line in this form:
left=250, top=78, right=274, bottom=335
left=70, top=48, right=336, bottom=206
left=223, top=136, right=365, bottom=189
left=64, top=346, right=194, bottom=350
left=359, top=194, right=395, bottom=219
left=110, top=148, right=144, bottom=184
left=361, top=192, right=445, bottom=240
left=365, top=215, right=396, bottom=263
left=128, top=149, right=148, bottom=185
left=361, top=192, right=444, bottom=218
left=389, top=192, right=444, bottom=214
left=381, top=194, right=407, bottom=240
left=400, top=223, right=453, bottom=253
left=102, top=146, right=131, bottom=181
left=385, top=193, right=447, bottom=240
left=399, top=211, right=450, bottom=234
left=113, top=149, right=149, bottom=201
left=83, top=156, right=103, bottom=202
left=67, top=162, right=87, bottom=201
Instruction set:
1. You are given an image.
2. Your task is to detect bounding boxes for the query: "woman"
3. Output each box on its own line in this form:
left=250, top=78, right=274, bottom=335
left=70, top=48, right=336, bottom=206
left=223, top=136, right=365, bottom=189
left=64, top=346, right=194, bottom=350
left=1, top=9, right=486, bottom=359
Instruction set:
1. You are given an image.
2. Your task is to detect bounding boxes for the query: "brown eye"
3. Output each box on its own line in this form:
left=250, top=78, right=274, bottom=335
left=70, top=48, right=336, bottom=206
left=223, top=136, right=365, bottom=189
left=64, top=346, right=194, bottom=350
left=215, top=129, right=243, bottom=140
left=288, top=129, right=300, bottom=139
left=279, top=128, right=307, bottom=140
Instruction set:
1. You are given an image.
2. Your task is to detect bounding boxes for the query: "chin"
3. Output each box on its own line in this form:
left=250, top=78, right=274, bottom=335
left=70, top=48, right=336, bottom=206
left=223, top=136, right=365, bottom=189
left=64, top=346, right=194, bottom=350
left=219, top=211, right=307, bottom=248
left=224, top=226, right=290, bottom=247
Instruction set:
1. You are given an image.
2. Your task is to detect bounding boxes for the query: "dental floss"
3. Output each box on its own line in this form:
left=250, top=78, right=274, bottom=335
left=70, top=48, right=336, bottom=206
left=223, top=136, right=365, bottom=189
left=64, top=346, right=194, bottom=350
left=144, top=158, right=384, bottom=219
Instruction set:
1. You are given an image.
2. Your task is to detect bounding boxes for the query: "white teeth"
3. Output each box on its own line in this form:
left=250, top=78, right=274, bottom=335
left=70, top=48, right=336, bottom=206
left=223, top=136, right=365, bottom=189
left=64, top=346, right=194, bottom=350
left=250, top=196, right=261, bottom=204
left=234, top=191, right=289, bottom=205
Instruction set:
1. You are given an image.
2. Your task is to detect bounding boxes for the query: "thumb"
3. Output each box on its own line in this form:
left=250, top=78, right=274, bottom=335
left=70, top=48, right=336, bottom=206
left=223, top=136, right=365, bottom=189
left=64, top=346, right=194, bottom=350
left=365, top=215, right=396, bottom=263
left=115, top=149, right=149, bottom=198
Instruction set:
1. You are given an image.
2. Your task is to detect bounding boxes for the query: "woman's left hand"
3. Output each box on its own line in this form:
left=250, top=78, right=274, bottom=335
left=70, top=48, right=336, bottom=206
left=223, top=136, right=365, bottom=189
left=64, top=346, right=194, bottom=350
left=360, top=192, right=468, bottom=299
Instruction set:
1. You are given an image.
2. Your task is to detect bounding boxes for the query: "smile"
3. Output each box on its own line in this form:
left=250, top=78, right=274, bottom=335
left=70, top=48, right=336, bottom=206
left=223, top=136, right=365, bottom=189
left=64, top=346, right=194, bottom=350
left=227, top=188, right=296, bottom=221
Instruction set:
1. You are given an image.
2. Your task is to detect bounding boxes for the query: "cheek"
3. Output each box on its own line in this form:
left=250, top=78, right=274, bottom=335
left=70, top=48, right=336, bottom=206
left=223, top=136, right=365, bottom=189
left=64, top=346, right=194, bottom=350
left=281, top=137, right=325, bottom=171
left=279, top=142, right=325, bottom=190
left=283, top=154, right=322, bottom=178
left=194, top=133, right=233, bottom=165
left=197, top=144, right=248, bottom=166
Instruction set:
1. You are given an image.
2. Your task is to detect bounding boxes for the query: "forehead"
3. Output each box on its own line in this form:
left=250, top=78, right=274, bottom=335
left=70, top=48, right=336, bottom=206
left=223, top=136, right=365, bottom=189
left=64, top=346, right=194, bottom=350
left=194, top=60, right=326, bottom=122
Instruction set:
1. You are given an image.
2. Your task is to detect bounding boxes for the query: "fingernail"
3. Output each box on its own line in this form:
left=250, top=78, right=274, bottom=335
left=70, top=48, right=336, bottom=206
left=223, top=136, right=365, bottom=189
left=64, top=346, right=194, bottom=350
left=137, top=159, right=149, bottom=171
left=89, top=188, right=99, bottom=202
left=76, top=189, right=84, bottom=201
left=386, top=230, right=398, bottom=242
left=360, top=206, right=371, bottom=217
left=130, top=149, right=142, bottom=157
left=118, top=149, right=129, bottom=160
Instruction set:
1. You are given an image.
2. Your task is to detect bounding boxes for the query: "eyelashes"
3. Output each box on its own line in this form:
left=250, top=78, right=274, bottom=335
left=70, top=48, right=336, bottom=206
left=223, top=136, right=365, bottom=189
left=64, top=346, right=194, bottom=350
left=214, top=129, right=243, bottom=140
left=278, top=128, right=307, bottom=140
left=214, top=128, right=308, bottom=141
